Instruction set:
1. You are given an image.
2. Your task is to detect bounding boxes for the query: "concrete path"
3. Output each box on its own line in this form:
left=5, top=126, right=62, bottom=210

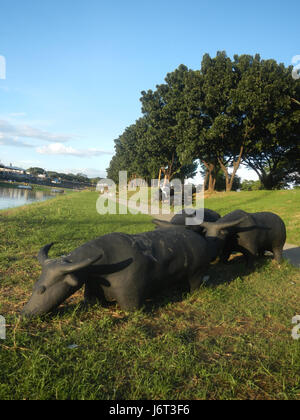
left=283, top=244, right=300, bottom=268
left=111, top=197, right=300, bottom=268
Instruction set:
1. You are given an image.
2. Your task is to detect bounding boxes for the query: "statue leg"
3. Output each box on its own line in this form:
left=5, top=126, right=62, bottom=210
left=84, top=278, right=106, bottom=305
left=189, top=268, right=208, bottom=292
left=273, top=247, right=283, bottom=263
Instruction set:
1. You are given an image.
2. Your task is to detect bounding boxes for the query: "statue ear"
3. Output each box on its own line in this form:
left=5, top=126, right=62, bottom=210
left=64, top=275, right=80, bottom=287
left=59, top=253, right=103, bottom=274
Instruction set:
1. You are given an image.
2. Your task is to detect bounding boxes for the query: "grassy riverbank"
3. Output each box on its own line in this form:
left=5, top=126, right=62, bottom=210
left=0, top=190, right=299, bottom=400
left=0, top=180, right=68, bottom=193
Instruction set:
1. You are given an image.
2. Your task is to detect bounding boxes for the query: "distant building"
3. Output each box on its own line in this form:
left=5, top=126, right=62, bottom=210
left=0, top=164, right=25, bottom=174
left=51, top=178, right=61, bottom=184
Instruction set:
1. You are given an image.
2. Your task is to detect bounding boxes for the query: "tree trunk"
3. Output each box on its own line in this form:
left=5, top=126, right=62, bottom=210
left=218, top=145, right=244, bottom=192
left=245, top=159, right=280, bottom=190
left=217, top=158, right=230, bottom=191
left=162, top=153, right=176, bottom=185
left=203, top=161, right=216, bottom=192
left=203, top=171, right=209, bottom=190
left=208, top=173, right=214, bottom=191
left=259, top=172, right=282, bottom=190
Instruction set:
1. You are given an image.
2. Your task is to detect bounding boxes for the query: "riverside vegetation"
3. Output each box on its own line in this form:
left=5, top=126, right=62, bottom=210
left=0, top=189, right=299, bottom=400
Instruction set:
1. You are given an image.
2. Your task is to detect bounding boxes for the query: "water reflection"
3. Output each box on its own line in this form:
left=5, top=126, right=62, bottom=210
left=0, top=187, right=57, bottom=210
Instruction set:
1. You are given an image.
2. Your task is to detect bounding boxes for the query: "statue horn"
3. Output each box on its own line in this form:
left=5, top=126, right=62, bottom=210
left=37, top=243, right=55, bottom=265
left=201, top=216, right=248, bottom=230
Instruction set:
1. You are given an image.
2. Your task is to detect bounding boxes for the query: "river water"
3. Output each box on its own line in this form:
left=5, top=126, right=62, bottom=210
left=0, top=186, right=59, bottom=210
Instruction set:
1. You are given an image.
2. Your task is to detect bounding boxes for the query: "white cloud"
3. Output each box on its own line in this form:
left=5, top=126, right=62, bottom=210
left=0, top=119, right=72, bottom=143
left=0, top=134, right=35, bottom=148
left=36, top=143, right=112, bottom=157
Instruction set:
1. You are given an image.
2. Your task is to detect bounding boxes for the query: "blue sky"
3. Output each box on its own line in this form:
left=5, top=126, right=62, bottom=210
left=0, top=0, right=299, bottom=180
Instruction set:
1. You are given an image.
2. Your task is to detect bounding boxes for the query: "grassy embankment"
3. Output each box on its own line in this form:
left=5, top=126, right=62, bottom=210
left=0, top=180, right=67, bottom=193
left=0, top=189, right=299, bottom=400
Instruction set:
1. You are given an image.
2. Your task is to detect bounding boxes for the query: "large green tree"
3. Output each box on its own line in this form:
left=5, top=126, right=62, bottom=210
left=106, top=114, right=197, bottom=185
left=231, top=54, right=300, bottom=189
left=107, top=52, right=300, bottom=190
left=140, top=65, right=198, bottom=183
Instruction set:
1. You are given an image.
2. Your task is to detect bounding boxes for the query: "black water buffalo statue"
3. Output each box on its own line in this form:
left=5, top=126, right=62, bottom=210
left=171, top=208, right=221, bottom=225
left=152, top=208, right=221, bottom=232
left=21, top=217, right=244, bottom=317
left=203, top=210, right=286, bottom=266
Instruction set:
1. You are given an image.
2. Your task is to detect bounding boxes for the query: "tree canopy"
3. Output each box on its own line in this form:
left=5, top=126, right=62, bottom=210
left=107, top=52, right=300, bottom=190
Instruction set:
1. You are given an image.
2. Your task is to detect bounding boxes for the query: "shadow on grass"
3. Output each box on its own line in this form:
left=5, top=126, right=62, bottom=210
left=203, top=254, right=271, bottom=287
left=144, top=255, right=271, bottom=312
left=213, top=191, right=274, bottom=215
left=1, top=216, right=153, bottom=229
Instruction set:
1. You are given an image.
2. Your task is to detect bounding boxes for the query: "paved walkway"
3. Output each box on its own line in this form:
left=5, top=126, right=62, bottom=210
left=111, top=197, right=300, bottom=268
left=283, top=244, right=300, bottom=268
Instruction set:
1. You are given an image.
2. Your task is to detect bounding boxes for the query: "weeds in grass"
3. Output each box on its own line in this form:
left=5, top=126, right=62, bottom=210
left=0, top=190, right=299, bottom=399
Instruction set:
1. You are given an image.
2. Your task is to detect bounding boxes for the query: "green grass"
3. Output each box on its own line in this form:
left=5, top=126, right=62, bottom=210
left=126, top=188, right=300, bottom=245
left=0, top=190, right=299, bottom=400
left=204, top=190, right=300, bottom=246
